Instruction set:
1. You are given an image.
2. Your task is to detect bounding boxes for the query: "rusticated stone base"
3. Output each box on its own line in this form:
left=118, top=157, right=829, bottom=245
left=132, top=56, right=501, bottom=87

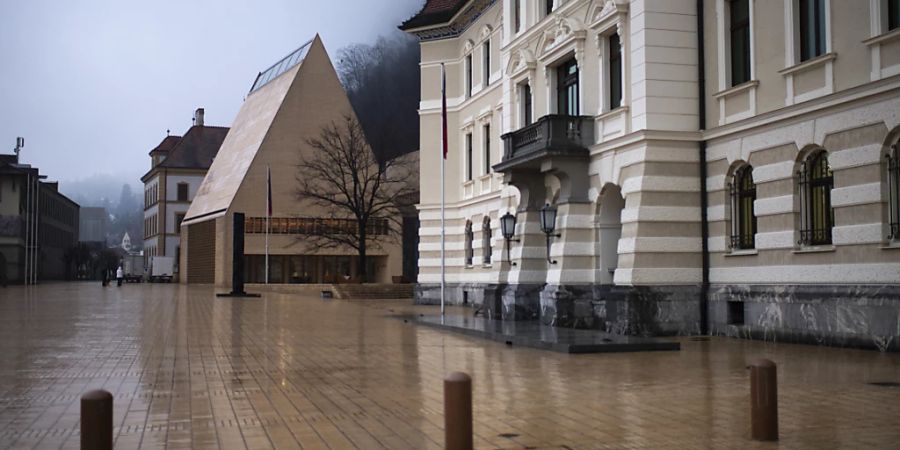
left=539, top=284, right=596, bottom=328
left=708, top=284, right=900, bottom=352
left=593, top=285, right=702, bottom=336
left=417, top=283, right=702, bottom=334
left=417, top=282, right=900, bottom=351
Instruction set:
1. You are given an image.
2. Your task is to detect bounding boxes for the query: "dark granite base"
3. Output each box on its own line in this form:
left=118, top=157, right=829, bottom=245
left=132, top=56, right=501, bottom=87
left=408, top=314, right=680, bottom=354
left=416, top=282, right=900, bottom=352
left=709, top=284, right=900, bottom=352
left=417, top=283, right=702, bottom=335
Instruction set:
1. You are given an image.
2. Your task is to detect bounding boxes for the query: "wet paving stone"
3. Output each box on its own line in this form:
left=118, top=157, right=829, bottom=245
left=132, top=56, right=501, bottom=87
left=1, top=282, right=899, bottom=449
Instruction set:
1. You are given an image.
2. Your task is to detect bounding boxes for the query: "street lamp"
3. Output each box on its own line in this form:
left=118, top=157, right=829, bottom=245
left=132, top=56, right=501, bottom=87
left=540, top=203, right=560, bottom=264
left=499, top=211, right=519, bottom=266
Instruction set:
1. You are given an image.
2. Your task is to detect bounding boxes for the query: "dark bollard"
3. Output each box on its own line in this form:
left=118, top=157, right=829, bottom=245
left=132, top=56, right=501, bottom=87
left=748, top=359, right=778, bottom=441
left=444, top=372, right=473, bottom=450
left=81, top=389, right=113, bottom=450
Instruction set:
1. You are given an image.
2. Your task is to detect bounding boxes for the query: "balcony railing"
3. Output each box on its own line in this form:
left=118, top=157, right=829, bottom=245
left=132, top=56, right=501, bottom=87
left=496, top=115, right=594, bottom=171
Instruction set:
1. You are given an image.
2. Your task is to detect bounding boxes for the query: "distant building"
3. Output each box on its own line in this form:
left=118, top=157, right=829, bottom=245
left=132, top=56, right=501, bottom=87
left=0, top=151, right=79, bottom=283
left=121, top=231, right=132, bottom=252
left=78, top=206, right=108, bottom=243
left=141, top=108, right=229, bottom=272
left=181, top=35, right=403, bottom=286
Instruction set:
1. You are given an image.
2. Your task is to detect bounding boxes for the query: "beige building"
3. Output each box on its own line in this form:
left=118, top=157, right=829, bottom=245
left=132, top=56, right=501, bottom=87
left=141, top=108, right=228, bottom=273
left=402, top=0, right=900, bottom=350
left=181, top=35, right=403, bottom=286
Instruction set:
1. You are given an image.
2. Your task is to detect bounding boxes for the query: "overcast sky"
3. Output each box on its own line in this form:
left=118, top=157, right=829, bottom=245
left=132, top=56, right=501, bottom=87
left=0, top=0, right=423, bottom=186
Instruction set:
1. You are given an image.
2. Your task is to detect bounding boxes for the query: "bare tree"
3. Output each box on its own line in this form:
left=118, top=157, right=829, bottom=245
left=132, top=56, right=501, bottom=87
left=296, top=115, right=417, bottom=282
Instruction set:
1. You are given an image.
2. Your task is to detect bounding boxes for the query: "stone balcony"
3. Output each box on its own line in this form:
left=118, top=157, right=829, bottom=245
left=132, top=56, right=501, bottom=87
left=494, top=114, right=594, bottom=172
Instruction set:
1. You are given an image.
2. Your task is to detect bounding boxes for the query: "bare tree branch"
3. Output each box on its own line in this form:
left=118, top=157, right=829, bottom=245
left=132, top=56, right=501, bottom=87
left=295, top=115, right=414, bottom=282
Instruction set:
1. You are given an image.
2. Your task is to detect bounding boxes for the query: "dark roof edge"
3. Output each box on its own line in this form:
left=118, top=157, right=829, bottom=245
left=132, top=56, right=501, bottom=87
left=399, top=0, right=468, bottom=31
left=40, top=181, right=80, bottom=208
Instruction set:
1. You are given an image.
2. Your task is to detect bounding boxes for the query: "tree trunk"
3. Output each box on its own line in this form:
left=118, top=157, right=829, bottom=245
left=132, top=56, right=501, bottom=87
left=358, top=221, right=368, bottom=283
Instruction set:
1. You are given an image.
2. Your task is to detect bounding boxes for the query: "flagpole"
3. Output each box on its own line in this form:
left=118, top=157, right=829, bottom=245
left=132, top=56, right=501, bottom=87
left=265, top=165, right=270, bottom=285
left=440, top=63, right=446, bottom=316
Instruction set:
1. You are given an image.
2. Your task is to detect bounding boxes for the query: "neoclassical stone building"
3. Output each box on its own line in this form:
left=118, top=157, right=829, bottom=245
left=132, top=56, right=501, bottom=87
left=402, top=0, right=900, bottom=350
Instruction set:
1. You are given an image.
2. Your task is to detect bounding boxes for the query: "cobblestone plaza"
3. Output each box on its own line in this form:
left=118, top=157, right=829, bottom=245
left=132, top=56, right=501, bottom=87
left=1, top=283, right=899, bottom=449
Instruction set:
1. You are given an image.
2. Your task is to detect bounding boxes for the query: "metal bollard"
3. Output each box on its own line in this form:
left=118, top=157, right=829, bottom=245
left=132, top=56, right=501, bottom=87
left=444, top=372, right=473, bottom=450
left=81, top=389, right=113, bottom=450
left=748, top=359, right=778, bottom=441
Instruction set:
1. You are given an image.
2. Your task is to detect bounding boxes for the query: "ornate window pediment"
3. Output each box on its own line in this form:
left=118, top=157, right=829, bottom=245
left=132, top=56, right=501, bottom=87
left=477, top=109, right=493, bottom=124
left=588, top=0, right=628, bottom=29
left=537, top=14, right=586, bottom=61
left=506, top=47, right=536, bottom=77
left=479, top=24, right=493, bottom=41
left=463, top=38, right=475, bottom=55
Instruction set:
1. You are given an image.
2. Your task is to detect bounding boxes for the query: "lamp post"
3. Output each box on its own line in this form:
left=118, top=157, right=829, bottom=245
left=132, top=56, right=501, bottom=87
left=539, top=203, right=561, bottom=264
left=499, top=212, right=519, bottom=266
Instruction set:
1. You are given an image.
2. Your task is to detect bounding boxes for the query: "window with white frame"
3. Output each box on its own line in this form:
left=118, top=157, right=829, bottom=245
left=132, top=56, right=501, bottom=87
left=465, top=53, right=473, bottom=98
left=465, top=132, right=473, bottom=181
left=608, top=32, right=622, bottom=109
left=514, top=0, right=522, bottom=34
left=483, top=40, right=491, bottom=87
left=729, top=164, right=757, bottom=249
left=797, top=150, right=834, bottom=246
left=556, top=58, right=579, bottom=115
left=729, top=0, right=751, bottom=85
left=482, top=217, right=493, bottom=264
left=177, top=182, right=189, bottom=201
left=520, top=82, right=533, bottom=126
left=545, top=0, right=554, bottom=16
left=891, top=0, right=900, bottom=30
left=464, top=220, right=474, bottom=266
left=483, top=124, right=491, bottom=174
left=887, top=143, right=899, bottom=241
left=798, top=0, right=827, bottom=62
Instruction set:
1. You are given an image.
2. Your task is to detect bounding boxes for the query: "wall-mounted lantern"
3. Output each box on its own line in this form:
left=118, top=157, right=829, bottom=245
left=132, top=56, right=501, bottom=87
left=499, top=211, right=520, bottom=266
left=539, top=203, right=561, bottom=264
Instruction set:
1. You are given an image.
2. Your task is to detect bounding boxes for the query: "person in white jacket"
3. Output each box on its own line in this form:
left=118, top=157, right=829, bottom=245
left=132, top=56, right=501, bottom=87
left=116, top=266, right=124, bottom=287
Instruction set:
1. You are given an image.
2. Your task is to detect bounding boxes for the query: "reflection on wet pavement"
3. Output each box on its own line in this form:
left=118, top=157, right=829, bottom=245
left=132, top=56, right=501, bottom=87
left=0, top=283, right=898, bottom=449
left=412, top=314, right=680, bottom=353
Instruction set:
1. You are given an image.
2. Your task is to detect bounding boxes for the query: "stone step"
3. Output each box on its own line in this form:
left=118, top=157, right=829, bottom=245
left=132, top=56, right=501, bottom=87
left=331, top=284, right=415, bottom=300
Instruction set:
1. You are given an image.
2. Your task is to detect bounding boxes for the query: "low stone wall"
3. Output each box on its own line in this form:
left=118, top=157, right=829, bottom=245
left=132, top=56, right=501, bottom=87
left=248, top=283, right=414, bottom=299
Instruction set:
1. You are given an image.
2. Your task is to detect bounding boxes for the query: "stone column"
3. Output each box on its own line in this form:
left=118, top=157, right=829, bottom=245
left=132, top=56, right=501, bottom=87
left=502, top=171, right=548, bottom=321
left=541, top=201, right=595, bottom=327
left=539, top=158, right=595, bottom=328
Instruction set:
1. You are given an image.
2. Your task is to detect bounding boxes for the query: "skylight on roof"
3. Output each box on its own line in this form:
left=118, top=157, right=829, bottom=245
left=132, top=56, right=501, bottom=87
left=249, top=39, right=313, bottom=94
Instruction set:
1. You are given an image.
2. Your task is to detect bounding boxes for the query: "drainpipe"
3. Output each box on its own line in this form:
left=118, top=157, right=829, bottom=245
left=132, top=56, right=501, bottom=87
left=697, top=0, right=710, bottom=335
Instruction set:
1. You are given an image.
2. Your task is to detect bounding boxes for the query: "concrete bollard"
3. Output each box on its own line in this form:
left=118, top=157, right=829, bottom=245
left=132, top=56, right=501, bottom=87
left=444, top=372, right=473, bottom=450
left=748, top=359, right=778, bottom=441
left=81, top=389, right=113, bottom=450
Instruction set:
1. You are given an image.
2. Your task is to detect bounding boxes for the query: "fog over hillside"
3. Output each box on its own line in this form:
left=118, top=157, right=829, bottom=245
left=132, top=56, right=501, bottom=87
left=59, top=173, right=143, bottom=248
left=59, top=173, right=142, bottom=209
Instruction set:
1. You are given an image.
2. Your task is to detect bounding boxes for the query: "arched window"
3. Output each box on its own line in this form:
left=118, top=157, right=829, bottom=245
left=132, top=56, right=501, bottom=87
left=888, top=143, right=900, bottom=241
left=464, top=220, right=474, bottom=266
left=482, top=217, right=493, bottom=264
left=798, top=150, right=834, bottom=246
left=729, top=164, right=756, bottom=249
